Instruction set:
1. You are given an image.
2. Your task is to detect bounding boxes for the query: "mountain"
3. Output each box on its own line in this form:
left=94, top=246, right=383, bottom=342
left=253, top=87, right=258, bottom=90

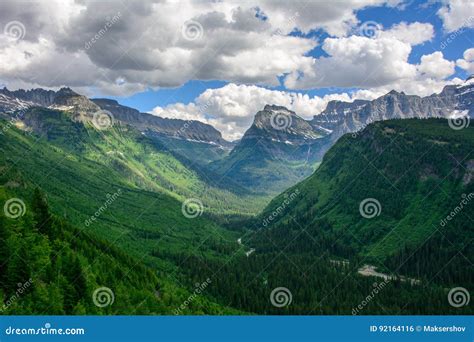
left=174, top=118, right=473, bottom=315
left=92, top=98, right=233, bottom=165
left=0, top=112, right=252, bottom=314
left=312, top=77, right=474, bottom=141
left=210, top=105, right=323, bottom=195
left=0, top=87, right=100, bottom=116
left=210, top=77, right=474, bottom=195
left=255, top=118, right=473, bottom=275
left=0, top=188, right=236, bottom=314
left=0, top=87, right=234, bottom=166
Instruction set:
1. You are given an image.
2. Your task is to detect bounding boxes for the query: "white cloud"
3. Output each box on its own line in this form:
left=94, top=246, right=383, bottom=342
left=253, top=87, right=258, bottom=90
left=0, top=0, right=403, bottom=95
left=284, top=36, right=417, bottom=89
left=379, top=22, right=434, bottom=45
left=437, top=0, right=474, bottom=32
left=150, top=82, right=406, bottom=140
left=150, top=83, right=363, bottom=140
left=457, top=48, right=474, bottom=74
left=417, top=51, right=455, bottom=79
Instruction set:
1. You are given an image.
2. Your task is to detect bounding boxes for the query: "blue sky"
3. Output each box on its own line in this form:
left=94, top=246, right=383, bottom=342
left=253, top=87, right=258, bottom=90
left=0, top=0, right=473, bottom=139
left=104, top=0, right=473, bottom=114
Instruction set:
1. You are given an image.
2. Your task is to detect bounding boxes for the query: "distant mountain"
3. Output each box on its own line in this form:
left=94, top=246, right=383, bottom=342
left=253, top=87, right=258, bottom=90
left=0, top=87, right=234, bottom=166
left=92, top=99, right=232, bottom=147
left=92, top=98, right=234, bottom=165
left=1, top=76, right=473, bottom=196
left=312, top=77, right=474, bottom=139
left=211, top=77, right=474, bottom=195
left=176, top=119, right=474, bottom=315
left=210, top=105, right=323, bottom=194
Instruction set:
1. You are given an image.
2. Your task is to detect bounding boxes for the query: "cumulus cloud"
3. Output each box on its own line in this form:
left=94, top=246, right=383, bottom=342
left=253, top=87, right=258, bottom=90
left=150, top=83, right=365, bottom=140
left=417, top=51, right=455, bottom=79
left=379, top=22, right=434, bottom=45
left=457, top=48, right=474, bottom=74
left=150, top=83, right=401, bottom=140
left=437, top=0, right=474, bottom=32
left=283, top=22, right=454, bottom=92
left=0, top=0, right=404, bottom=94
left=284, top=36, right=417, bottom=89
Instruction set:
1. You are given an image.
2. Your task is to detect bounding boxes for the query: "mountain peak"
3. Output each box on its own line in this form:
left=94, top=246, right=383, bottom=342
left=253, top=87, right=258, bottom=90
left=57, top=87, right=78, bottom=96
left=263, top=104, right=295, bottom=114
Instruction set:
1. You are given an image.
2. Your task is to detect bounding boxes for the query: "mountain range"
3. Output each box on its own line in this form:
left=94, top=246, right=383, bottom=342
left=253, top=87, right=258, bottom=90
left=0, top=80, right=472, bottom=314
left=2, top=76, right=472, bottom=196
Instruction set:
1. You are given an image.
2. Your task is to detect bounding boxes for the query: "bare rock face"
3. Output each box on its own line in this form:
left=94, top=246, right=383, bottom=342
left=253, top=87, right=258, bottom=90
left=311, top=77, right=474, bottom=140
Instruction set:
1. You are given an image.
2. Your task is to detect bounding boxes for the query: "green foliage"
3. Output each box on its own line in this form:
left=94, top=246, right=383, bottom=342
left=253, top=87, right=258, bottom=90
left=0, top=189, right=238, bottom=314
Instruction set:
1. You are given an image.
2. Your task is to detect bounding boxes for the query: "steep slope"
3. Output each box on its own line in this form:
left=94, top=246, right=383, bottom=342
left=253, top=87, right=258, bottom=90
left=210, top=105, right=323, bottom=195
left=254, top=119, right=473, bottom=282
left=1, top=106, right=265, bottom=215
left=92, top=98, right=233, bottom=165
left=310, top=77, right=474, bottom=154
left=0, top=88, right=234, bottom=167
left=0, top=188, right=235, bottom=314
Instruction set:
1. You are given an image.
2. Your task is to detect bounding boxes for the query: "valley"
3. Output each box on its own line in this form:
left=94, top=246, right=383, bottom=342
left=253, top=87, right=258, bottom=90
left=0, top=80, right=473, bottom=315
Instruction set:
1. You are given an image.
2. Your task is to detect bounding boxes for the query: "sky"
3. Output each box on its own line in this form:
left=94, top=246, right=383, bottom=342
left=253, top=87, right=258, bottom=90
left=0, top=0, right=473, bottom=140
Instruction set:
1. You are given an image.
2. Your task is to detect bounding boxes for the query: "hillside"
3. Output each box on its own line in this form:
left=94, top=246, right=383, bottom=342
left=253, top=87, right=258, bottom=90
left=174, top=119, right=473, bottom=315
left=1, top=107, right=266, bottom=215
left=254, top=118, right=473, bottom=279
left=0, top=113, right=256, bottom=293
left=0, top=188, right=237, bottom=314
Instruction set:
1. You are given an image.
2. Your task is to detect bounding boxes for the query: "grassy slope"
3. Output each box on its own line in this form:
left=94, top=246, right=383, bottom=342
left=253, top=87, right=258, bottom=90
left=21, top=107, right=268, bottom=216
left=0, top=114, right=252, bottom=291
left=210, top=138, right=319, bottom=196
